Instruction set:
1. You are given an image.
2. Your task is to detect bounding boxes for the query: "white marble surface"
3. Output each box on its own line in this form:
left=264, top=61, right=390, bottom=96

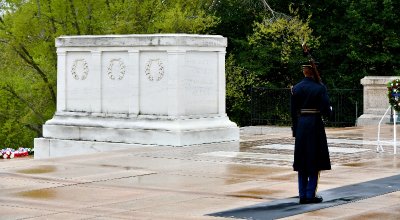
left=139, top=51, right=169, bottom=115
left=184, top=51, right=219, bottom=114
left=35, top=34, right=239, bottom=158
left=55, top=34, right=227, bottom=47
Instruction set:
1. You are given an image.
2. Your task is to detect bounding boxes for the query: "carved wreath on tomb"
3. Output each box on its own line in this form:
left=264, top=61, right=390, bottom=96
left=71, top=59, right=89, bottom=80
left=145, top=59, right=164, bottom=81
left=107, top=59, right=126, bottom=80
left=387, top=79, right=400, bottom=111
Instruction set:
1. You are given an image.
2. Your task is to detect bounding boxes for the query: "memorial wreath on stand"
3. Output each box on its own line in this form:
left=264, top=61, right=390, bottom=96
left=387, top=79, right=400, bottom=112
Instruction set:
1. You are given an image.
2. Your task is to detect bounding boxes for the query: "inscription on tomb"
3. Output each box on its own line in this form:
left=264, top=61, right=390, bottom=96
left=184, top=56, right=215, bottom=96
left=184, top=52, right=218, bottom=114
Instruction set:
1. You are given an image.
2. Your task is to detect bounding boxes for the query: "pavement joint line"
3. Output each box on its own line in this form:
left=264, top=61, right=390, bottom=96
left=199, top=151, right=294, bottom=162
left=134, top=153, right=296, bottom=167
left=254, top=144, right=371, bottom=154
left=21, top=197, right=162, bottom=220
left=3, top=189, right=217, bottom=219
left=2, top=195, right=149, bottom=217
left=21, top=210, right=94, bottom=220
left=87, top=179, right=273, bottom=201
left=2, top=172, right=83, bottom=185
left=3, top=172, right=158, bottom=197
left=0, top=203, right=63, bottom=217
left=78, top=191, right=253, bottom=214
left=128, top=154, right=244, bottom=164
left=156, top=172, right=283, bottom=183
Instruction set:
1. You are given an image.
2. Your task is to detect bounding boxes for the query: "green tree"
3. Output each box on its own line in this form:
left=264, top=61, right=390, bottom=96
left=218, top=0, right=400, bottom=126
left=345, top=0, right=400, bottom=80
left=225, top=54, right=255, bottom=126
left=0, top=0, right=218, bottom=148
left=292, top=0, right=400, bottom=88
left=247, top=6, right=318, bottom=87
left=221, top=3, right=317, bottom=125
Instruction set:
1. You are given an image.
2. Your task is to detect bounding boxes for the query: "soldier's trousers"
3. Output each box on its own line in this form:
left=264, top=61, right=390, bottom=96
left=298, top=171, right=320, bottom=198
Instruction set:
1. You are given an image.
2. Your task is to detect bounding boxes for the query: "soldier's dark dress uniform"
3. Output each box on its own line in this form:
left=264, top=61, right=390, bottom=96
left=290, top=72, right=331, bottom=204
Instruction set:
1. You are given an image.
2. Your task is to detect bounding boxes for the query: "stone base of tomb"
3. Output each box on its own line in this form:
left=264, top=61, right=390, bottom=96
left=34, top=112, right=239, bottom=159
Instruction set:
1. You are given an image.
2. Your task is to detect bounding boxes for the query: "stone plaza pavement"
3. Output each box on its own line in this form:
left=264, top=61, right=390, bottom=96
left=1, top=125, right=400, bottom=220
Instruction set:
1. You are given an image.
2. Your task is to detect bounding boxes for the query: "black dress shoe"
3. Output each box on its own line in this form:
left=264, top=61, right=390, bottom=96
left=299, top=197, right=308, bottom=204
left=299, top=195, right=323, bottom=204
left=306, top=195, right=323, bottom=204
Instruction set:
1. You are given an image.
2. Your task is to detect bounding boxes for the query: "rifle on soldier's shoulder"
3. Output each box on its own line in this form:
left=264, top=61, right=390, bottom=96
left=302, top=43, right=321, bottom=84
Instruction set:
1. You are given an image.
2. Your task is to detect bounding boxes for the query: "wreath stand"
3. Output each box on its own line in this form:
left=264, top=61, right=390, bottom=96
left=377, top=106, right=397, bottom=154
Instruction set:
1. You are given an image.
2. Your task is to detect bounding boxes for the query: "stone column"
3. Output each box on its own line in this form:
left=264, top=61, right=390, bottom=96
left=357, top=76, right=398, bottom=126
left=128, top=50, right=140, bottom=115
left=56, top=51, right=67, bottom=112
left=91, top=51, right=102, bottom=113
left=218, top=51, right=226, bottom=115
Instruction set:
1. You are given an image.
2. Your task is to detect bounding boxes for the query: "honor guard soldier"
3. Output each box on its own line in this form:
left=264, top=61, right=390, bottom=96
left=290, top=60, right=332, bottom=204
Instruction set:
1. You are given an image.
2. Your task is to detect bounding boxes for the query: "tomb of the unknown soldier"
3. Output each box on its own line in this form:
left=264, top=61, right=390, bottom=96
left=34, top=34, right=239, bottom=159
